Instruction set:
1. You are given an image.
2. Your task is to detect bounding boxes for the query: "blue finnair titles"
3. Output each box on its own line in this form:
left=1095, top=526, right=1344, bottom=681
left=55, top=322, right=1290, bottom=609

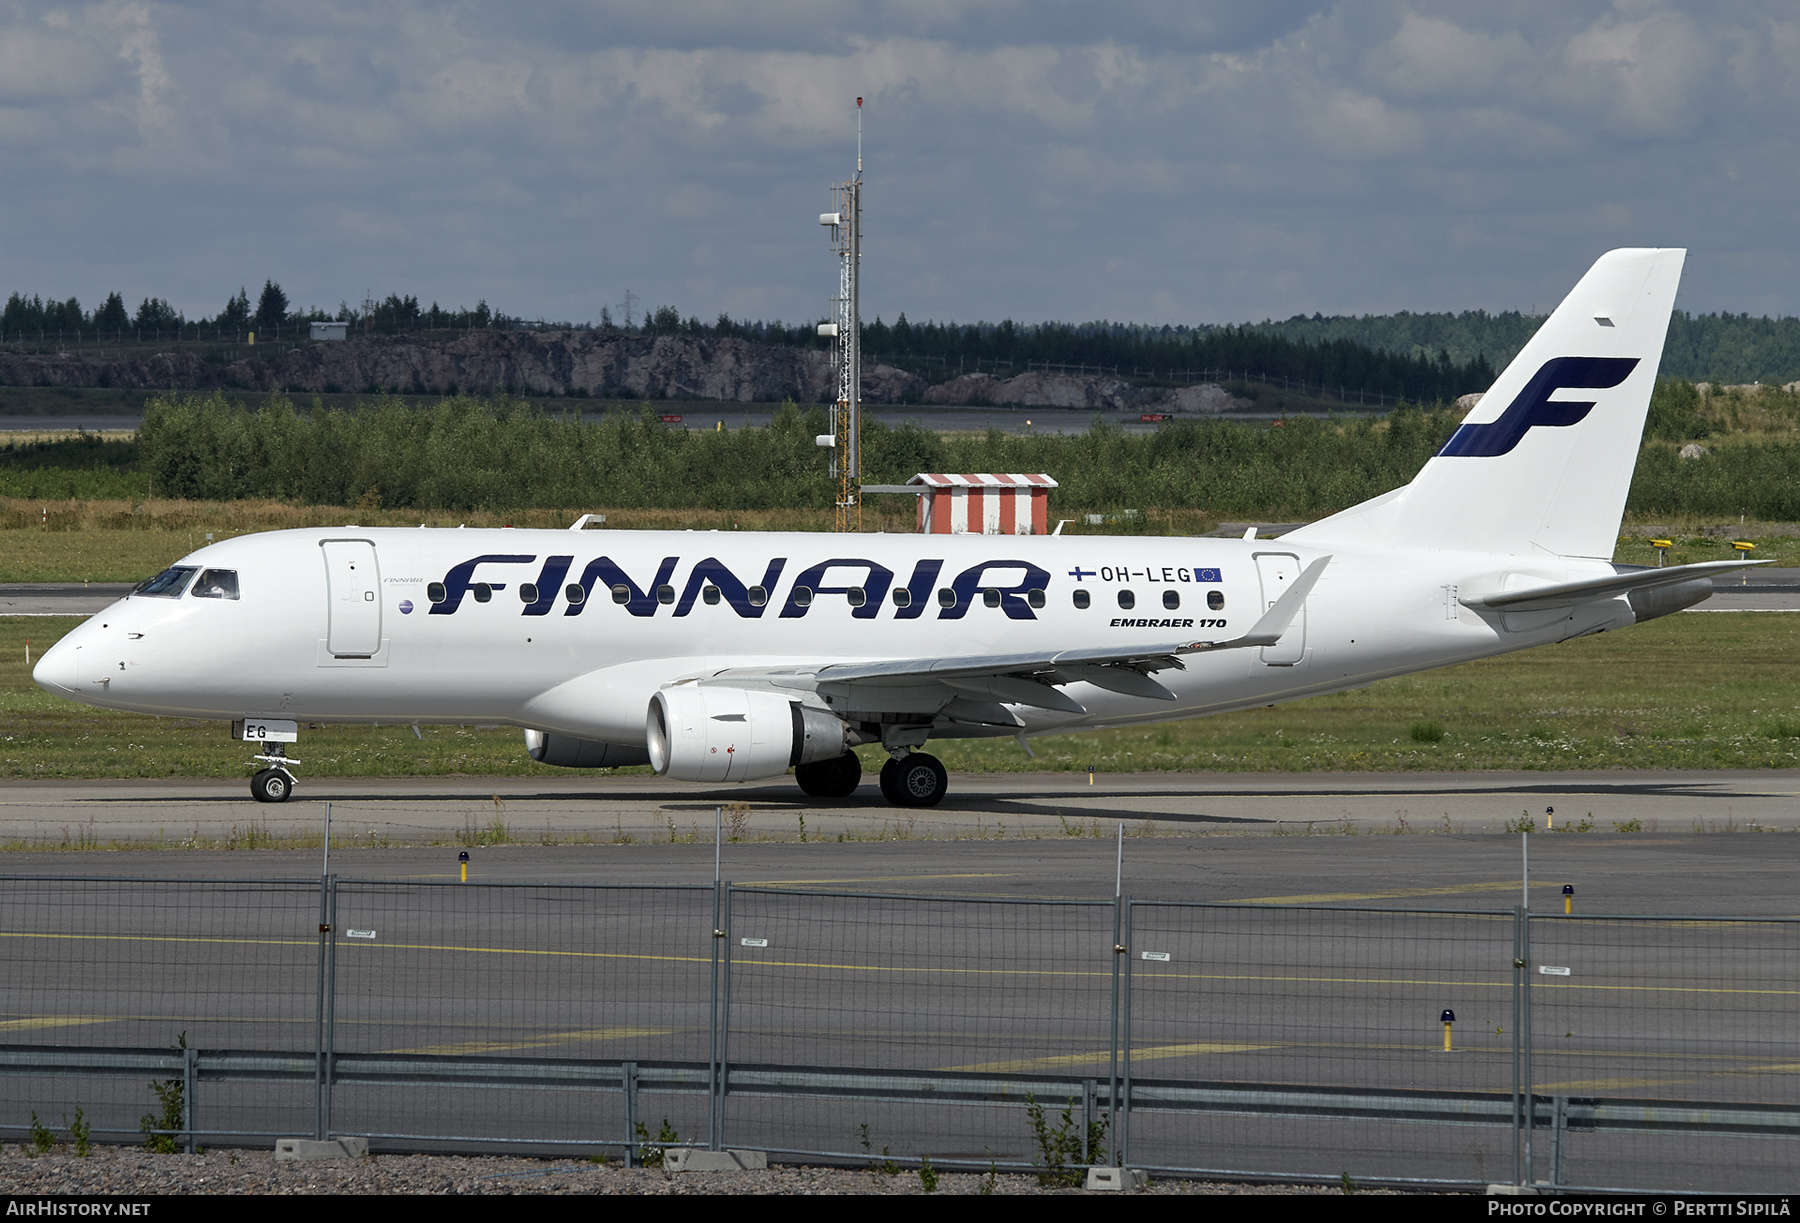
left=1437, top=356, right=1640, bottom=458
left=425, top=554, right=1117, bottom=621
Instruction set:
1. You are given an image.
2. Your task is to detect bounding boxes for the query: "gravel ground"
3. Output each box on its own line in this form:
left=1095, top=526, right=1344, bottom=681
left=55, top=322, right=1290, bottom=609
left=0, top=1145, right=1410, bottom=1195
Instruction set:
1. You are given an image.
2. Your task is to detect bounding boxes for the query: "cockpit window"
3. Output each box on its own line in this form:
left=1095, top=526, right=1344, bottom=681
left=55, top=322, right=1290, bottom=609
left=134, top=566, right=197, bottom=598
left=191, top=569, right=240, bottom=600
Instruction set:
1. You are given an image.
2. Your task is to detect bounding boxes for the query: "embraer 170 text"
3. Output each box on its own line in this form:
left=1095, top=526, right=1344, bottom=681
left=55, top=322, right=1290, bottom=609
left=34, top=249, right=1760, bottom=806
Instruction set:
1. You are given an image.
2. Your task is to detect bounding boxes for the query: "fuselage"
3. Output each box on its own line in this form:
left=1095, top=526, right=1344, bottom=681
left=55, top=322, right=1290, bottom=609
left=33, top=525, right=1641, bottom=746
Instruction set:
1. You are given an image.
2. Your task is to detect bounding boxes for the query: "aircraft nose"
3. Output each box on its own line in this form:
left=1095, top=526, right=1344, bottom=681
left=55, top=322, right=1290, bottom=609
left=32, top=637, right=79, bottom=695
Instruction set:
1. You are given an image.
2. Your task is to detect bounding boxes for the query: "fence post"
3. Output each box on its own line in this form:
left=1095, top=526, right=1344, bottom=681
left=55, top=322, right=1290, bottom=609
left=182, top=1042, right=198, bottom=1154
left=1107, top=860, right=1125, bottom=1165
left=1082, top=1078, right=1097, bottom=1165
left=1522, top=912, right=1535, bottom=1184
left=1120, top=899, right=1136, bottom=1170
left=324, top=875, right=340, bottom=1139
left=1550, top=1096, right=1568, bottom=1188
left=314, top=873, right=330, bottom=1140
left=1511, top=905, right=1525, bottom=1185
left=708, top=826, right=725, bottom=1152
left=717, top=884, right=736, bottom=1150
left=623, top=1061, right=639, bottom=1166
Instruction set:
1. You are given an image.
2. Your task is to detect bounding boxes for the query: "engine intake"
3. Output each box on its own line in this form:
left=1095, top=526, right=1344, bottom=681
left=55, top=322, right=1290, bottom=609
left=524, top=730, right=652, bottom=769
left=647, top=686, right=847, bottom=783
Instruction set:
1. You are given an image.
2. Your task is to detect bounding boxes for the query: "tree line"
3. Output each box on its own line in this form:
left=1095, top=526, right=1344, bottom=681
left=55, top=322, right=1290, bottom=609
left=0, top=385, right=1728, bottom=520
left=1251, top=309, right=1800, bottom=385
left=8, top=275, right=1798, bottom=387
left=1, top=282, right=504, bottom=339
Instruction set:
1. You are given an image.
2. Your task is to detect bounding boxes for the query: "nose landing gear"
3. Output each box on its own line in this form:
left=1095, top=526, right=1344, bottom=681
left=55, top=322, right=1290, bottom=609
left=250, top=766, right=295, bottom=803
left=249, top=743, right=298, bottom=804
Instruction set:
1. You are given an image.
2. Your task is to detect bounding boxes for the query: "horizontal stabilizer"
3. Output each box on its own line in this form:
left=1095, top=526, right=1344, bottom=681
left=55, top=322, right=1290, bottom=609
left=1460, top=559, right=1768, bottom=613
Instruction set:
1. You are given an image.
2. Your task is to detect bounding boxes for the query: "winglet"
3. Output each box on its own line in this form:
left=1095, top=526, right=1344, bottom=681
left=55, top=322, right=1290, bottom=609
left=1213, top=556, right=1330, bottom=649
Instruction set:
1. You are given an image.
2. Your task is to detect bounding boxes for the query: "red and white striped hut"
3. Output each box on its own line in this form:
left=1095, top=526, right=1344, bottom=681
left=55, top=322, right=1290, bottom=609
left=908, top=473, right=1057, bottom=535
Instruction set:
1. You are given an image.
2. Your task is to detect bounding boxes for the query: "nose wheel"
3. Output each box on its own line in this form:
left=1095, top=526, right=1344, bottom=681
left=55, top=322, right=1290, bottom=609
left=247, top=741, right=299, bottom=803
left=879, top=752, right=947, bottom=807
left=250, top=767, right=296, bottom=803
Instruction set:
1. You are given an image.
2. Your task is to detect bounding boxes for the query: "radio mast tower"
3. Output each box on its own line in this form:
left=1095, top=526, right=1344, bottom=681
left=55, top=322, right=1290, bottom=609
left=819, top=98, right=863, bottom=532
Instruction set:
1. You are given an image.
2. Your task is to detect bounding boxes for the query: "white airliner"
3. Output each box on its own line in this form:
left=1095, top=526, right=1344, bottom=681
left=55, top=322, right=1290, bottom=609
left=32, top=249, right=1759, bottom=806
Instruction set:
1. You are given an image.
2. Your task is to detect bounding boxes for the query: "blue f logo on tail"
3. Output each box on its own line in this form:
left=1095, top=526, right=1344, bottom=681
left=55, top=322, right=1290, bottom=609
left=1438, top=356, right=1639, bottom=458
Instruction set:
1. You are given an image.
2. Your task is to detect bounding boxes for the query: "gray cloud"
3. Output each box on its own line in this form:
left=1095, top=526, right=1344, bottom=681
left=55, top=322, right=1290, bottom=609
left=2, top=1, right=1795, bottom=330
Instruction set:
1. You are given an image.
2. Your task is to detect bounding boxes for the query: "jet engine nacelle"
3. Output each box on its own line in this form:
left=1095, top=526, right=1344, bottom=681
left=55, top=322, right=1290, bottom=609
left=647, top=686, right=847, bottom=783
left=524, top=729, right=652, bottom=769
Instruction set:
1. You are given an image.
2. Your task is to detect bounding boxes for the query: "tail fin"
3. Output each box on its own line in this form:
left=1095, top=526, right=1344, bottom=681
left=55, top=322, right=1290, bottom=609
left=1288, top=248, right=1685, bottom=559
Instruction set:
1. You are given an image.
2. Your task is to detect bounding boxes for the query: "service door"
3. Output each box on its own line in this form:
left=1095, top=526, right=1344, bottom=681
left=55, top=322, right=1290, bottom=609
left=322, top=540, right=383, bottom=657
left=1253, top=552, right=1306, bottom=666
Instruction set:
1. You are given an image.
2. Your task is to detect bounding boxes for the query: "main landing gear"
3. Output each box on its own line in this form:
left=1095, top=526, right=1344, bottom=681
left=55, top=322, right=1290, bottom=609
left=793, top=748, right=949, bottom=807
left=794, top=751, right=862, bottom=798
left=879, top=751, right=948, bottom=808
left=250, top=744, right=298, bottom=804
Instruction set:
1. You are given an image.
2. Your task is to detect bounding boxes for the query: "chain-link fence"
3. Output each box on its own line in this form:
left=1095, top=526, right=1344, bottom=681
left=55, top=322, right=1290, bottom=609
left=1, top=873, right=1793, bottom=1190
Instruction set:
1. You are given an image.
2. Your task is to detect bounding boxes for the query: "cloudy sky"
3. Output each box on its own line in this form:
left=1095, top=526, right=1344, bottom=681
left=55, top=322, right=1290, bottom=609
left=3, top=1, right=1795, bottom=329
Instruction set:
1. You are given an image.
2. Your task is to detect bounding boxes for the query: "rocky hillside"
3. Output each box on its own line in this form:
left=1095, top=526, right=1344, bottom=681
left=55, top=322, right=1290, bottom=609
left=0, top=331, right=1247, bottom=413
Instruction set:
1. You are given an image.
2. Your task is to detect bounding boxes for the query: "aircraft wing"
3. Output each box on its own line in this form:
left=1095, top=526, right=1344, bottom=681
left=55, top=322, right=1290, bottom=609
left=708, top=556, right=1329, bottom=716
left=1460, top=558, right=1767, bottom=613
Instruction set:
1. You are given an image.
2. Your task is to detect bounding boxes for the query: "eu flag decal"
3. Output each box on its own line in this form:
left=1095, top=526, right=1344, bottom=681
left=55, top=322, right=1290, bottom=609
left=1196, top=568, right=1222, bottom=583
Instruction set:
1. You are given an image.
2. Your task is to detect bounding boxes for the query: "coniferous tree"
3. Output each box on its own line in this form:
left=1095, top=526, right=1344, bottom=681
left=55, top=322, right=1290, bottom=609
left=254, top=281, right=288, bottom=334
left=219, top=287, right=251, bottom=329
left=135, top=297, right=181, bottom=328
left=95, top=292, right=129, bottom=333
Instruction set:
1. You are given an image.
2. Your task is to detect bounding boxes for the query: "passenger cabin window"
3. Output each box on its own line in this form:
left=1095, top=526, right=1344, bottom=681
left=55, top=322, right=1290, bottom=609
left=792, top=586, right=814, bottom=607
left=518, top=583, right=539, bottom=604
left=847, top=586, right=867, bottom=607
left=748, top=585, right=768, bottom=607
left=1117, top=590, right=1136, bottom=610
left=135, top=566, right=197, bottom=598
left=703, top=585, right=721, bottom=605
left=656, top=584, right=676, bottom=605
left=982, top=588, right=1001, bottom=608
left=1073, top=589, right=1091, bottom=609
left=937, top=587, right=956, bottom=608
left=611, top=584, right=631, bottom=604
left=427, top=582, right=447, bottom=604
left=1207, top=590, right=1225, bottom=611
left=191, top=569, right=240, bottom=600
left=1027, top=589, right=1046, bottom=609
left=472, top=583, right=493, bottom=603
left=565, top=584, right=586, bottom=605
left=892, top=588, right=912, bottom=609
left=1162, top=590, right=1180, bottom=610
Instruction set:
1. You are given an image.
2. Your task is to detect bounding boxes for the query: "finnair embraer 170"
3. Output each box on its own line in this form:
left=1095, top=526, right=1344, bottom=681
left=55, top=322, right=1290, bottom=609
left=33, top=249, right=1759, bottom=806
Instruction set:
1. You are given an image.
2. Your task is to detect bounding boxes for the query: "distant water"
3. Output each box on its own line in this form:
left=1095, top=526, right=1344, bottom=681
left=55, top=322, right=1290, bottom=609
left=0, top=415, right=142, bottom=431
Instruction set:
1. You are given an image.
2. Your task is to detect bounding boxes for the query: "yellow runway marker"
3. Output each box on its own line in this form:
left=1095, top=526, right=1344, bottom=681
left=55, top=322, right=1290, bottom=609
left=0, top=1016, right=119, bottom=1033
left=392, top=1026, right=678, bottom=1056
left=944, top=1041, right=1277, bottom=1074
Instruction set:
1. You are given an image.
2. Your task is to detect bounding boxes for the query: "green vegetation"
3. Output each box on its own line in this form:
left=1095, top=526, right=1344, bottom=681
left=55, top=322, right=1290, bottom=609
left=1025, top=1094, right=1107, bottom=1187
left=1253, top=310, right=1800, bottom=385
left=139, top=1034, right=187, bottom=1154
left=7, top=609, right=1799, bottom=781
left=0, top=379, right=1791, bottom=521
left=128, top=392, right=1472, bottom=514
